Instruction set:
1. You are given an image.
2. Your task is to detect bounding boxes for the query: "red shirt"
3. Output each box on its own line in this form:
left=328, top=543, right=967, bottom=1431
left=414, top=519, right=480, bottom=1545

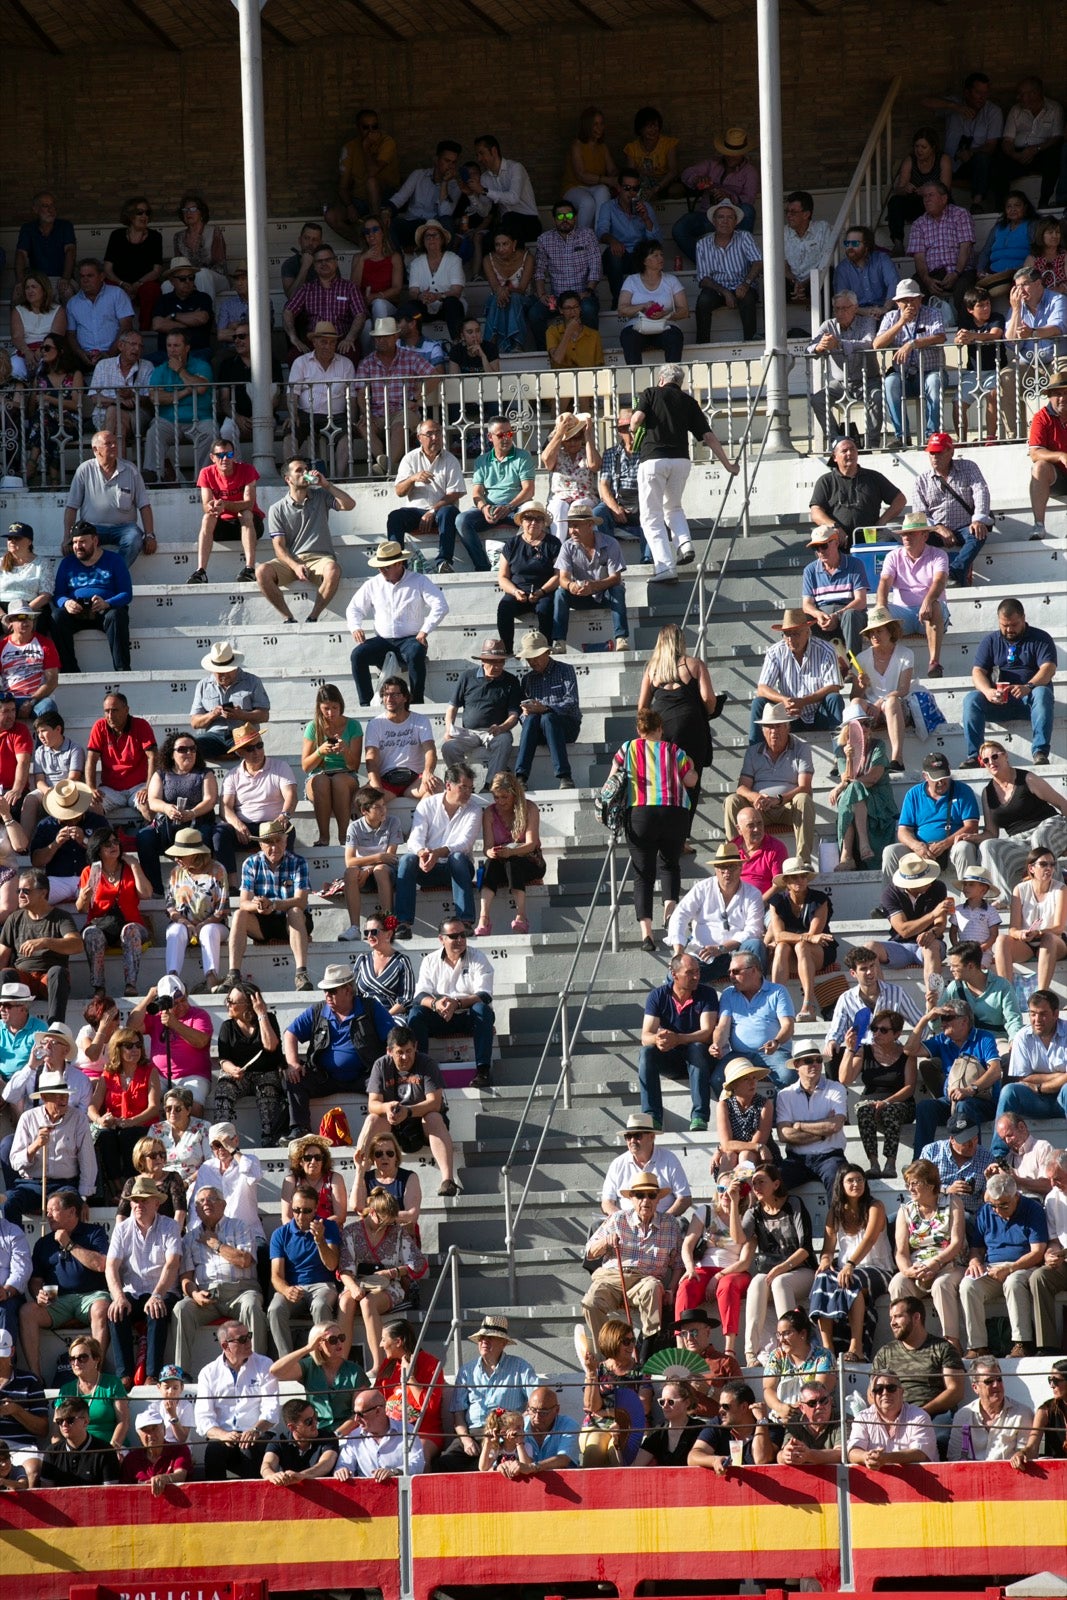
left=1029, top=403, right=1067, bottom=455
left=87, top=715, right=156, bottom=789
left=0, top=722, right=32, bottom=790
left=0, top=635, right=60, bottom=701
left=196, top=461, right=261, bottom=518
left=732, top=832, right=788, bottom=896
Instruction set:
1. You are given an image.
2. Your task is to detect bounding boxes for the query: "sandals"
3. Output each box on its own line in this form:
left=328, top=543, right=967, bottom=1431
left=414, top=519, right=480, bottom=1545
left=473, top=921, right=492, bottom=937
left=510, top=915, right=529, bottom=934
left=796, top=1006, right=820, bottom=1023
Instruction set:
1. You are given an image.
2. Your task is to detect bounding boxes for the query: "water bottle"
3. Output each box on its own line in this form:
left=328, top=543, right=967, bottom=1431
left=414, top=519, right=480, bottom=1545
left=674, top=254, right=683, bottom=273
left=407, top=549, right=427, bottom=574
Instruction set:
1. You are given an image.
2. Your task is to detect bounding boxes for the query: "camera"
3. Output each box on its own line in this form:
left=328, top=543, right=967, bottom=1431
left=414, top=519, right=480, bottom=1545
left=145, top=999, right=172, bottom=1017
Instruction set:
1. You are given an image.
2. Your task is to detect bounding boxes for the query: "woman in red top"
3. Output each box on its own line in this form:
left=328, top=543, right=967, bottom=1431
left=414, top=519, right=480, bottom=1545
left=281, top=1135, right=348, bottom=1228
left=76, top=829, right=152, bottom=996
left=350, top=219, right=404, bottom=328
left=89, top=1027, right=164, bottom=1197
left=373, top=1316, right=445, bottom=1463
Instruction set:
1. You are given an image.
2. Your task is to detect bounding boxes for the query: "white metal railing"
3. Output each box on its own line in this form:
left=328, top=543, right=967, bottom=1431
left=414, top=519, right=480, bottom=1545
left=806, top=75, right=903, bottom=333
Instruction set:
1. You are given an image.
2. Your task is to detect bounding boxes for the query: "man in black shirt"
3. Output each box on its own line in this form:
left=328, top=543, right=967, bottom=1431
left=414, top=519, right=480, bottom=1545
left=0, top=867, right=83, bottom=1022
left=217, top=323, right=282, bottom=448
left=442, top=637, right=522, bottom=786
left=260, top=1397, right=339, bottom=1484
left=809, top=437, right=906, bottom=546
left=41, top=1396, right=120, bottom=1486
left=629, top=364, right=739, bottom=581
left=30, top=779, right=107, bottom=905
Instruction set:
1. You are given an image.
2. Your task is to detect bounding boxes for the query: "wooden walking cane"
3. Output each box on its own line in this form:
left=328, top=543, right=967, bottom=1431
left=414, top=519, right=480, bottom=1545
left=613, top=1235, right=633, bottom=1330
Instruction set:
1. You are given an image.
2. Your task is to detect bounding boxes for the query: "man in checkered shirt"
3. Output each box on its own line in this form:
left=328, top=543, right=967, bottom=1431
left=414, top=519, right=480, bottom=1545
left=221, top=817, right=312, bottom=995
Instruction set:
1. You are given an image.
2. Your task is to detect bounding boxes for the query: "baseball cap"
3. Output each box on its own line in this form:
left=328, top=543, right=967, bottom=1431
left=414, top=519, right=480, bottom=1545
left=946, top=1110, right=980, bottom=1140
left=922, top=752, right=951, bottom=778
left=925, top=432, right=954, bottom=453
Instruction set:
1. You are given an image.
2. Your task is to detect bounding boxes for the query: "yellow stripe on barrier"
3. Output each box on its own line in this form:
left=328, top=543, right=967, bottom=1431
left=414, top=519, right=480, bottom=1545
left=3, top=1514, right=397, bottom=1577
left=851, top=1497, right=1067, bottom=1553
left=414, top=1501, right=838, bottom=1560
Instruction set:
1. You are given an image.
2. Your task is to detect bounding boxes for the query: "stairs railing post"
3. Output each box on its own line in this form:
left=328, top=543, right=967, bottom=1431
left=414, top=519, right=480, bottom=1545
left=609, top=841, right=620, bottom=954
left=559, top=994, right=572, bottom=1112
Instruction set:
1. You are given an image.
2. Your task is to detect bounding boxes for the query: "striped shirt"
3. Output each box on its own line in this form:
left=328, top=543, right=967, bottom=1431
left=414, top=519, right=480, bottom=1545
left=802, top=553, right=868, bottom=611
left=352, top=949, right=414, bottom=1010
left=614, top=736, right=693, bottom=807
left=534, top=226, right=602, bottom=295
left=695, top=229, right=762, bottom=292
left=912, top=460, right=992, bottom=530
left=757, top=637, right=841, bottom=725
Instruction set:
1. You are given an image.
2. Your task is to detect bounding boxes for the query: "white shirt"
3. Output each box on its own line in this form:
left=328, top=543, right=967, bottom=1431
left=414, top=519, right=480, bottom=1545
left=193, top=1150, right=265, bottom=1242
left=11, top=1104, right=97, bottom=1195
left=408, top=252, right=466, bottom=302
left=601, top=1149, right=691, bottom=1212
left=88, top=355, right=155, bottom=400
left=775, top=1079, right=848, bottom=1153
left=406, top=793, right=481, bottom=857
left=106, top=1211, right=182, bottom=1297
left=415, top=947, right=495, bottom=1000
left=1004, top=97, right=1064, bottom=149
left=289, top=351, right=356, bottom=416
left=394, top=447, right=466, bottom=513
left=193, top=1351, right=280, bottom=1435
left=3, top=1062, right=91, bottom=1115
left=0, top=1219, right=32, bottom=1293
left=1045, top=1185, right=1067, bottom=1247
left=346, top=571, right=448, bottom=639
left=667, top=877, right=766, bottom=949
left=947, top=1398, right=1034, bottom=1462
left=784, top=219, right=832, bottom=278
left=337, top=1419, right=425, bottom=1476
left=479, top=158, right=538, bottom=218
left=1007, top=1020, right=1067, bottom=1079
left=1001, top=1135, right=1057, bottom=1186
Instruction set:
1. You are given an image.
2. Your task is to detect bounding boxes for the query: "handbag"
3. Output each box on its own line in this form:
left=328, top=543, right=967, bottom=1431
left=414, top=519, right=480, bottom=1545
left=907, top=687, right=948, bottom=738
left=945, top=1052, right=988, bottom=1098
left=596, top=755, right=631, bottom=833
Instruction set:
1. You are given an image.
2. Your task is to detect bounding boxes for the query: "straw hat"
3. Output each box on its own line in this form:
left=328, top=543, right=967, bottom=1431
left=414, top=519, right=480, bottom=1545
left=619, top=1112, right=657, bottom=1140
left=517, top=500, right=548, bottom=520
left=169, top=256, right=195, bottom=272
left=469, top=1313, right=514, bottom=1344
left=310, top=321, right=338, bottom=338
left=621, top=1171, right=671, bottom=1201
left=319, top=963, right=354, bottom=991
left=257, top=817, right=292, bottom=840
left=760, top=702, right=793, bottom=726
left=771, top=855, right=817, bottom=890
left=231, top=722, right=264, bottom=752
left=771, top=608, right=809, bottom=632
left=723, top=1057, right=769, bottom=1089
left=127, top=1175, right=166, bottom=1201
left=368, top=540, right=411, bottom=568
left=709, top=200, right=746, bottom=225
left=32, top=1070, right=71, bottom=1097
left=201, top=640, right=245, bottom=673
left=371, top=317, right=398, bottom=337
left=789, top=1044, right=824, bottom=1068
left=706, top=841, right=743, bottom=869
left=559, top=411, right=591, bottom=440
left=860, top=606, right=902, bottom=641
left=164, top=827, right=211, bottom=859
left=900, top=512, right=932, bottom=535
left=44, top=779, right=94, bottom=821
left=714, top=126, right=754, bottom=157
left=566, top=497, right=597, bottom=522
left=891, top=852, right=941, bottom=890
left=415, top=220, right=451, bottom=249
left=1042, top=371, right=1067, bottom=393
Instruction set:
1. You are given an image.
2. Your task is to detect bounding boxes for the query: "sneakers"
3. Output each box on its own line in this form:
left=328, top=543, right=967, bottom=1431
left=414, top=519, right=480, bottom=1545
left=436, top=560, right=454, bottom=574
left=550, top=641, right=568, bottom=655
left=612, top=639, right=628, bottom=654
left=186, top=568, right=208, bottom=585
left=339, top=925, right=361, bottom=941
left=294, top=967, right=313, bottom=991
left=689, top=1115, right=708, bottom=1133
left=214, top=968, right=240, bottom=993
left=649, top=566, right=679, bottom=583
left=236, top=565, right=255, bottom=582
left=960, top=755, right=983, bottom=769
left=676, top=545, right=695, bottom=566
left=1028, top=523, right=1048, bottom=541
left=558, top=776, right=576, bottom=789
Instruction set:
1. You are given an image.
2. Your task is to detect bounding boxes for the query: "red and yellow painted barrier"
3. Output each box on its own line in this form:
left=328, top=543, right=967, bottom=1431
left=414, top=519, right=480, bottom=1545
left=0, top=1480, right=400, bottom=1600
left=849, top=1460, right=1067, bottom=1593
left=410, top=1466, right=842, bottom=1599
left=2, top=1462, right=1064, bottom=1600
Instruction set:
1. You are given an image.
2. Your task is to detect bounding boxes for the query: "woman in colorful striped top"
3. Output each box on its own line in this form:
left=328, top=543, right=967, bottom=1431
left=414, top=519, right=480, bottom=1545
left=611, top=708, right=698, bottom=951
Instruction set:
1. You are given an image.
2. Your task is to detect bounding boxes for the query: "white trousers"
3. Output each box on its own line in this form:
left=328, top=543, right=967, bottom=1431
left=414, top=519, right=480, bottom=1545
left=637, top=457, right=692, bottom=573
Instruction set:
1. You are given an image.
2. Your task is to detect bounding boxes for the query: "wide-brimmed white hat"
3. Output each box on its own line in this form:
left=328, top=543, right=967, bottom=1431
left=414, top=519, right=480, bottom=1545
left=368, top=540, right=411, bottom=568
left=892, top=852, right=941, bottom=890
left=201, top=640, right=245, bottom=673
left=44, top=779, right=94, bottom=821
left=33, top=1070, right=72, bottom=1097
left=760, top=703, right=793, bottom=726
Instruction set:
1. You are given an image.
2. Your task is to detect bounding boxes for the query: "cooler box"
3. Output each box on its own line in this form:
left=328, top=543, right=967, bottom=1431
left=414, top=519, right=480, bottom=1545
left=851, top=541, right=896, bottom=589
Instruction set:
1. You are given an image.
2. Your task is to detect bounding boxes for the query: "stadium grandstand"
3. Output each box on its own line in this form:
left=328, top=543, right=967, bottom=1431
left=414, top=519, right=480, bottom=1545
left=1, top=1, right=1066, bottom=1597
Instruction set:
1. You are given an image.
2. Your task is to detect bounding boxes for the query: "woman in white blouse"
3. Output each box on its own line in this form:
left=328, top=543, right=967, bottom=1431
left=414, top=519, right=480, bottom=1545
left=617, top=241, right=687, bottom=367
left=407, top=222, right=466, bottom=340
left=853, top=605, right=913, bottom=772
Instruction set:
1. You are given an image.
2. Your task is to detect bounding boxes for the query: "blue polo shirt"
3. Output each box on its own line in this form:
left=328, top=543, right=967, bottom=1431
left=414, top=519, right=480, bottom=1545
left=452, top=1352, right=539, bottom=1428
left=31, top=1222, right=109, bottom=1293
left=974, top=625, right=1057, bottom=688
left=975, top=1195, right=1048, bottom=1263
left=525, top=1414, right=581, bottom=1465
left=718, top=981, right=795, bottom=1053
left=898, top=779, right=979, bottom=843
left=287, top=997, right=393, bottom=1085
left=0, top=1016, right=48, bottom=1080
left=269, top=1218, right=341, bottom=1286
left=644, top=980, right=719, bottom=1035
left=924, top=1026, right=1001, bottom=1089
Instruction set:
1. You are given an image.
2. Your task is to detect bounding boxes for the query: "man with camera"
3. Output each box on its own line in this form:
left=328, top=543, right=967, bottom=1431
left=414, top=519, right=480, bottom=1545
left=128, top=974, right=214, bottom=1112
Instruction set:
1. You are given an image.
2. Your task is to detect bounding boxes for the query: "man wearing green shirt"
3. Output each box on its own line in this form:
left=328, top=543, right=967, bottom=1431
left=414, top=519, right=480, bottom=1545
left=454, top=421, right=535, bottom=573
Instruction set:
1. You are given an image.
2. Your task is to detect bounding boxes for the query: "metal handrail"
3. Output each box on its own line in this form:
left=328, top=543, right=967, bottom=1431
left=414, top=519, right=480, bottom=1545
left=399, top=1243, right=466, bottom=1476
left=806, top=75, right=904, bottom=334
left=494, top=362, right=776, bottom=1300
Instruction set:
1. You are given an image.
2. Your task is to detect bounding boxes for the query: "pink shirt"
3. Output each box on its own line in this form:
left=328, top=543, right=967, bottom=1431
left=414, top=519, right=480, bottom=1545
left=145, top=1003, right=213, bottom=1083
left=733, top=832, right=788, bottom=896
left=849, top=1401, right=937, bottom=1461
left=880, top=545, right=948, bottom=609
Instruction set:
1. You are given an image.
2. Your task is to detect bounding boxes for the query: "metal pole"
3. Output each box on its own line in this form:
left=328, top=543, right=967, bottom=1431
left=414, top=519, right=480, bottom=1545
left=234, top=0, right=277, bottom=483
left=756, top=0, right=795, bottom=455
left=559, top=995, right=572, bottom=1112
left=503, top=1169, right=516, bottom=1303
left=608, top=843, right=619, bottom=954
left=449, top=1248, right=463, bottom=1377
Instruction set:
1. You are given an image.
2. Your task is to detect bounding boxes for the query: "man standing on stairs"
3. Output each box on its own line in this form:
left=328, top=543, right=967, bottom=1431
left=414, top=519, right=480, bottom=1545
left=582, top=1170, right=683, bottom=1355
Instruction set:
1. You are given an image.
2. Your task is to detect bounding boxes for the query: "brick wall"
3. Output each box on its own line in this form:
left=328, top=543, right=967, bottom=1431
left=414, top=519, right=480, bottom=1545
left=1, top=0, right=1063, bottom=224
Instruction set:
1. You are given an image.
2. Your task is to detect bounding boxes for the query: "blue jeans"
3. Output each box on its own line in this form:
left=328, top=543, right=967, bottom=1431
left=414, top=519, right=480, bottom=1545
left=516, top=709, right=581, bottom=782
left=14, top=694, right=58, bottom=719
left=912, top=1093, right=997, bottom=1157
left=110, top=1291, right=179, bottom=1382
left=3, top=1175, right=79, bottom=1226
left=386, top=505, right=461, bottom=569
left=619, top=324, right=684, bottom=367
left=962, top=684, right=1054, bottom=758
left=883, top=368, right=945, bottom=441
left=727, top=1043, right=796, bottom=1089
left=395, top=851, right=475, bottom=926
left=528, top=295, right=600, bottom=350
left=454, top=507, right=515, bottom=573
left=553, top=584, right=629, bottom=644
left=748, top=693, right=843, bottom=743
left=405, top=997, right=496, bottom=1073
left=781, top=1148, right=847, bottom=1201
left=351, top=635, right=428, bottom=705
left=671, top=204, right=756, bottom=262
left=947, top=528, right=989, bottom=586
left=92, top=522, right=144, bottom=567
left=992, top=1082, right=1067, bottom=1151
left=594, top=501, right=648, bottom=561
left=698, top=939, right=769, bottom=981
left=637, top=1042, right=712, bottom=1122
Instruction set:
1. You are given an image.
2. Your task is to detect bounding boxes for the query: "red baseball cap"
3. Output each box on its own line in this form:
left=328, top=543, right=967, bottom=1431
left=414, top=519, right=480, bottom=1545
left=925, top=432, right=954, bottom=453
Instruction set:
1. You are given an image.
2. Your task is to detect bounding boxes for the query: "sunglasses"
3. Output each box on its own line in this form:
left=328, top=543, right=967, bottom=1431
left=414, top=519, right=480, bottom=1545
left=1050, top=1375, right=1067, bottom=1386
left=873, top=1384, right=900, bottom=1395
left=365, top=927, right=385, bottom=937
left=372, top=1148, right=397, bottom=1158
left=133, top=208, right=150, bottom=216
left=302, top=1151, right=325, bottom=1162
left=324, top=1334, right=345, bottom=1346
left=354, top=1402, right=385, bottom=1416
left=212, top=451, right=234, bottom=460
left=244, top=741, right=264, bottom=752
left=69, top=1353, right=93, bottom=1363
left=871, top=1024, right=895, bottom=1034
left=803, top=1395, right=832, bottom=1406
left=360, top=122, right=380, bottom=131
left=173, top=743, right=197, bottom=753
left=291, top=1207, right=316, bottom=1216
left=172, top=274, right=195, bottom=283
left=225, top=1332, right=253, bottom=1345
left=57, top=1416, right=82, bottom=1427
left=443, top=931, right=467, bottom=940
left=555, top=210, right=576, bottom=220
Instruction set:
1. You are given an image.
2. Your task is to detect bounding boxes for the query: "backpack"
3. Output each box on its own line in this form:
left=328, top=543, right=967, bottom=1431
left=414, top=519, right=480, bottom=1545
left=596, top=752, right=631, bottom=834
